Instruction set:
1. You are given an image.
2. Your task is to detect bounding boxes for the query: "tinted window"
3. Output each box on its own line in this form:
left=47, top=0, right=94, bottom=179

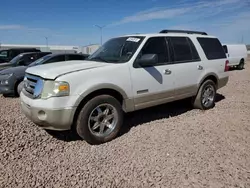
left=188, top=38, right=200, bottom=61
left=222, top=45, right=228, bottom=53
left=140, top=37, right=169, bottom=64
left=37, top=52, right=50, bottom=58
left=28, top=54, right=53, bottom=67
left=19, top=54, right=37, bottom=65
left=0, top=50, right=8, bottom=57
left=170, top=37, right=193, bottom=62
left=197, top=37, right=226, bottom=60
left=67, top=54, right=85, bottom=60
left=45, top=55, right=65, bottom=64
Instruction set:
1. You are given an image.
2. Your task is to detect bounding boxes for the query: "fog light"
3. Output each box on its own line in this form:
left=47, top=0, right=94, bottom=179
left=38, top=110, right=47, bottom=121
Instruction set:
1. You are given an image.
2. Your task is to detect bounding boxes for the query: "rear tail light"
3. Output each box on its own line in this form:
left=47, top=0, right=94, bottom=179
left=224, top=60, right=229, bottom=72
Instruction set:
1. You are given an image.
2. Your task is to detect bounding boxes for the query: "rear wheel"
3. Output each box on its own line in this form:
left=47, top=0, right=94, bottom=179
left=192, top=80, right=216, bottom=110
left=237, top=59, right=244, bottom=70
left=76, top=95, right=124, bottom=145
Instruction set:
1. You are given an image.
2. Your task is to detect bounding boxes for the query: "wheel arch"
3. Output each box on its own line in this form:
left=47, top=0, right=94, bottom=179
left=198, top=73, right=219, bottom=90
left=72, top=84, right=133, bottom=129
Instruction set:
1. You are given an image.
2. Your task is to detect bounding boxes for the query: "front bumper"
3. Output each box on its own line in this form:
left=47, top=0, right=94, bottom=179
left=20, top=92, right=77, bottom=131
left=0, top=85, right=14, bottom=94
left=0, top=74, right=16, bottom=95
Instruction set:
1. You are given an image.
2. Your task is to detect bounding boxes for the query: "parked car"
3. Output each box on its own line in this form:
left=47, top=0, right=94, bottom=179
left=0, top=53, right=88, bottom=97
left=20, top=30, right=229, bottom=145
left=0, top=52, right=51, bottom=71
left=222, top=44, right=248, bottom=70
left=0, top=48, right=41, bottom=63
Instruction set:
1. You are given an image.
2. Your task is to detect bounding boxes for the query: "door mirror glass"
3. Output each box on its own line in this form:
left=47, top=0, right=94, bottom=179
left=137, top=54, right=158, bottom=67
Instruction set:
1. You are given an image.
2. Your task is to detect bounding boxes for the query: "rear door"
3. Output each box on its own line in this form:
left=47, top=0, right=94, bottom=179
left=166, top=36, right=204, bottom=97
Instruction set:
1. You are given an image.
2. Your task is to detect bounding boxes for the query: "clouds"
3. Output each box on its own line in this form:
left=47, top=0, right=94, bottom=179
left=111, top=0, right=248, bottom=25
left=0, top=25, right=23, bottom=30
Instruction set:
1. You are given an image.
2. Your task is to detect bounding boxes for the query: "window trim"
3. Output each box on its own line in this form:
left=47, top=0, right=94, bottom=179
left=133, top=36, right=171, bottom=68
left=167, top=36, right=201, bottom=64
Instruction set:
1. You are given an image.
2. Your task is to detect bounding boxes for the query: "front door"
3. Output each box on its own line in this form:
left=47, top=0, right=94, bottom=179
left=130, top=36, right=176, bottom=110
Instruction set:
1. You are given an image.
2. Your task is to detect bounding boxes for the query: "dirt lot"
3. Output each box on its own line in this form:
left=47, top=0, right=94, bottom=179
left=0, top=59, right=250, bottom=188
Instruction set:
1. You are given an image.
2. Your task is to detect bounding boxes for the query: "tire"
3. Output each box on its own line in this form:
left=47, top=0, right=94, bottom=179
left=16, top=81, right=24, bottom=97
left=3, top=94, right=9, bottom=98
left=237, top=59, right=244, bottom=70
left=76, top=95, right=124, bottom=145
left=192, top=80, right=216, bottom=110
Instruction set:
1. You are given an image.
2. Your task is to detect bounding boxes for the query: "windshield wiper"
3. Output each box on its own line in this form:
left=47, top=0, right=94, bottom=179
left=89, top=57, right=108, bottom=63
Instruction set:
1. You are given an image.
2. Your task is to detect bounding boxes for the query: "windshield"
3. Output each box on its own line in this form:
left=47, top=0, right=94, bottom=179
left=9, top=54, right=22, bottom=64
left=87, top=36, right=145, bottom=63
left=28, top=54, right=52, bottom=67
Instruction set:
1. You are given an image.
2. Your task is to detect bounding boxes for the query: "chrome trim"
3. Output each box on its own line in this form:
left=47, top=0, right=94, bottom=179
left=23, top=74, right=44, bottom=99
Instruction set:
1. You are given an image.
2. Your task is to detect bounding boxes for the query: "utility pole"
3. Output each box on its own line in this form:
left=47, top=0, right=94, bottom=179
left=241, top=35, right=244, bottom=44
left=94, top=25, right=105, bottom=45
left=45, top=37, right=48, bottom=47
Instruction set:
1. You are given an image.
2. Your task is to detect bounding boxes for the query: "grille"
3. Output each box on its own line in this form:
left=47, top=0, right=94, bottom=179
left=23, top=74, right=44, bottom=99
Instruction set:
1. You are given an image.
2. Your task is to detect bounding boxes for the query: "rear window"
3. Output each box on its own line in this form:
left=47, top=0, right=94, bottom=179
left=197, top=37, right=226, bottom=60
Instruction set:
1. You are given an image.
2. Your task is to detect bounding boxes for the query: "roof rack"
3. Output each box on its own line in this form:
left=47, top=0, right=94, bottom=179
left=159, top=29, right=208, bottom=35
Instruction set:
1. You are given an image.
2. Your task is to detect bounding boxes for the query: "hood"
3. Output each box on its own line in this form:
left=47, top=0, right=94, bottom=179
left=0, top=66, right=27, bottom=76
left=0, top=62, right=13, bottom=70
left=25, top=60, right=112, bottom=79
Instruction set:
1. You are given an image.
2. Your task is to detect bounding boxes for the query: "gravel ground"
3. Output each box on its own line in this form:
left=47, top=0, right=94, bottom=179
left=1, top=59, right=250, bottom=188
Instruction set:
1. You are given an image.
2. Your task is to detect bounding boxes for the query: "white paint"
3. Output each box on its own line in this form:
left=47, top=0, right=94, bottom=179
left=23, top=32, right=229, bottom=114
left=222, top=44, right=248, bottom=66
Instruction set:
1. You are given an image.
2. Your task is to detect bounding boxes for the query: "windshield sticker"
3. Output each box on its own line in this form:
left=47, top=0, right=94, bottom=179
left=126, top=37, right=140, bottom=42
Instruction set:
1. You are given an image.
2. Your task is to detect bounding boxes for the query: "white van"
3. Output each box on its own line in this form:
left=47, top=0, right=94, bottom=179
left=222, top=44, right=248, bottom=70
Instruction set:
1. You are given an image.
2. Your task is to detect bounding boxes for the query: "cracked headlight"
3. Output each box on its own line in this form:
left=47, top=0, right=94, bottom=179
left=41, top=81, right=70, bottom=99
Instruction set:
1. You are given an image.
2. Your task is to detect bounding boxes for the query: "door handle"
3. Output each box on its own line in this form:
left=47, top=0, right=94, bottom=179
left=164, top=69, right=172, bottom=75
left=197, top=65, right=203, bottom=70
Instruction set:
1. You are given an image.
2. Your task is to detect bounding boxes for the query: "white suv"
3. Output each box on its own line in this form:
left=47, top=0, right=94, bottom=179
left=20, top=30, right=229, bottom=145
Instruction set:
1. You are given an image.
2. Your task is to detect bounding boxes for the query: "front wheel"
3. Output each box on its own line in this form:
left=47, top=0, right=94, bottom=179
left=192, top=80, right=216, bottom=110
left=76, top=95, right=124, bottom=145
left=17, top=81, right=24, bottom=96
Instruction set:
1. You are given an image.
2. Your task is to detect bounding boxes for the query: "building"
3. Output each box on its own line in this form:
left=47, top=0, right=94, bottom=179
left=78, top=44, right=100, bottom=55
left=0, top=43, right=100, bottom=55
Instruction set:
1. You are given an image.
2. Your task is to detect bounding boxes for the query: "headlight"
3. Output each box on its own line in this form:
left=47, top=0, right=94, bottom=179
left=0, top=80, right=9, bottom=85
left=0, top=73, right=13, bottom=85
left=41, top=81, right=70, bottom=99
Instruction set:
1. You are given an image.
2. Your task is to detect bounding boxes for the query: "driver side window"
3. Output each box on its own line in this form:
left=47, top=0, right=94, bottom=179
left=140, top=37, right=169, bottom=65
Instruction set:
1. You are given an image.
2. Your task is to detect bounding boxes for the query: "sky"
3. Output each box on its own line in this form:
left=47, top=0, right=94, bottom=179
left=0, top=0, right=250, bottom=46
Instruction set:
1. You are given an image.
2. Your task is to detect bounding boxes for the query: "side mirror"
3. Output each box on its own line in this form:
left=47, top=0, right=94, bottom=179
left=137, top=54, right=158, bottom=67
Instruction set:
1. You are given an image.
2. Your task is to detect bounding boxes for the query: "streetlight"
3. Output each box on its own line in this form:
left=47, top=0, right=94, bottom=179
left=45, top=37, right=48, bottom=47
left=94, top=25, right=105, bottom=45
